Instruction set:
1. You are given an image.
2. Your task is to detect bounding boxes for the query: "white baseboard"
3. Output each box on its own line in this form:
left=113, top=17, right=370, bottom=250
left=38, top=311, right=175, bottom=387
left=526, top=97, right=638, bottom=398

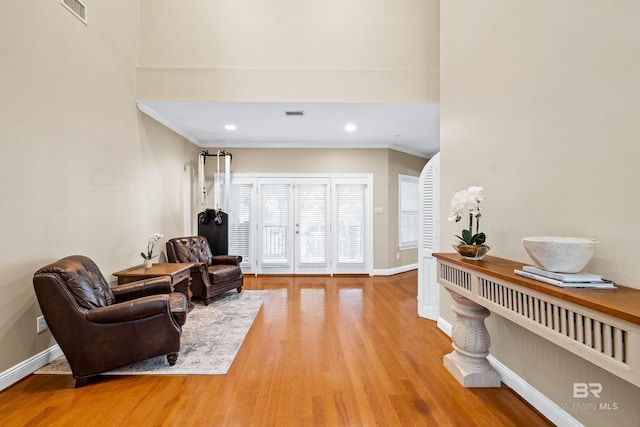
left=488, top=355, right=583, bottom=427
left=0, top=345, right=63, bottom=392
left=373, top=263, right=417, bottom=276
left=436, top=317, right=582, bottom=427
left=437, top=316, right=453, bottom=336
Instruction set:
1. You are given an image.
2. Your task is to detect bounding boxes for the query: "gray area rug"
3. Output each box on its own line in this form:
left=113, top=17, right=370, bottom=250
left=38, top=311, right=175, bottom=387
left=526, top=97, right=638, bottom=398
left=35, top=290, right=266, bottom=376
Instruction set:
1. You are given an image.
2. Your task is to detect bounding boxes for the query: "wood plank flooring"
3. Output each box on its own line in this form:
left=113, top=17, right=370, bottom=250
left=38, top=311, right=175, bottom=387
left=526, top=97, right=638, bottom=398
left=0, top=272, right=552, bottom=426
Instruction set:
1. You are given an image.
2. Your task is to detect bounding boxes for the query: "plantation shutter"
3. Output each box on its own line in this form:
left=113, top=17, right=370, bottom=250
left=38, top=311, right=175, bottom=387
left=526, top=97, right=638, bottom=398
left=422, top=166, right=435, bottom=252
left=418, top=152, right=440, bottom=320
left=335, top=183, right=366, bottom=266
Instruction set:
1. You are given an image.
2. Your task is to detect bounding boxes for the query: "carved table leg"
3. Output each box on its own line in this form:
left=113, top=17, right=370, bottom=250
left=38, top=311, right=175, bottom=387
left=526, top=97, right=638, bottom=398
left=174, top=277, right=194, bottom=312
left=185, top=276, right=193, bottom=311
left=443, top=290, right=501, bottom=388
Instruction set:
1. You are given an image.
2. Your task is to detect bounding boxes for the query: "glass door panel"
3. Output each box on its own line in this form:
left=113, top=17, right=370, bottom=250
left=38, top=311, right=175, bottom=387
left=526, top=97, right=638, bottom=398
left=258, top=178, right=294, bottom=274
left=295, top=178, right=330, bottom=274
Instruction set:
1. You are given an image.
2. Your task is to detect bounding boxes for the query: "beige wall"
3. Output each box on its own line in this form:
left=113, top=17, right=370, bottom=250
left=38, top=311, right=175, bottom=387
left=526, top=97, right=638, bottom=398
left=0, top=1, right=198, bottom=373
left=388, top=150, right=429, bottom=267
left=201, top=148, right=426, bottom=270
left=137, top=0, right=439, bottom=103
left=441, top=1, right=640, bottom=425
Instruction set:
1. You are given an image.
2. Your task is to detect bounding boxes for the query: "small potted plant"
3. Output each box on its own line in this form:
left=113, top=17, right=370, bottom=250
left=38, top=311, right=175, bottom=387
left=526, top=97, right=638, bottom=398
left=448, top=186, right=489, bottom=260
left=141, top=233, right=163, bottom=268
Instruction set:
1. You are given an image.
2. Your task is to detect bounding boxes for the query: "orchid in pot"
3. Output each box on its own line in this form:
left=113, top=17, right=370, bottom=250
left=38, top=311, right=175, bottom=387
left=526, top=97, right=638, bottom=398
left=141, top=233, right=163, bottom=268
left=448, top=186, right=489, bottom=260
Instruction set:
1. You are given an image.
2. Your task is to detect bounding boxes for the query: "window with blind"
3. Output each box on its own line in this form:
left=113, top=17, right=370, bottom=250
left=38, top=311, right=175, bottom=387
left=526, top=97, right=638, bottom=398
left=228, top=181, right=253, bottom=268
left=335, top=183, right=366, bottom=266
left=399, top=174, right=419, bottom=249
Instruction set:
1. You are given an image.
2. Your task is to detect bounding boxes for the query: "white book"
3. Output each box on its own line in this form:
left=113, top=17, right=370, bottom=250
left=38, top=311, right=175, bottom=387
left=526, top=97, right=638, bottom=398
left=514, top=269, right=616, bottom=289
left=522, top=265, right=602, bottom=282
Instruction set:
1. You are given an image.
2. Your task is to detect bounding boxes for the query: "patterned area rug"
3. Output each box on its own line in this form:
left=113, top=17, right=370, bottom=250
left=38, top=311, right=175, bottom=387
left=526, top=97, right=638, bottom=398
left=35, top=290, right=266, bottom=375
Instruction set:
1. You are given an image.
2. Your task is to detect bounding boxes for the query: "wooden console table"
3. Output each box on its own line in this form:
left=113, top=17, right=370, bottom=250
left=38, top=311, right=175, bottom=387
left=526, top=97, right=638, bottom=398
left=113, top=263, right=194, bottom=311
left=434, top=253, right=640, bottom=388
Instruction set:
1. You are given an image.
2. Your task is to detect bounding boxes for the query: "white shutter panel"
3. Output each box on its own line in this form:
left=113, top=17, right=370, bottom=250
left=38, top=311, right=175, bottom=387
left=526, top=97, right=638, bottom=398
left=422, top=167, right=435, bottom=251
left=229, top=182, right=252, bottom=266
left=260, top=183, right=290, bottom=264
left=297, top=183, right=327, bottom=265
left=336, top=183, right=366, bottom=265
left=418, top=153, right=440, bottom=320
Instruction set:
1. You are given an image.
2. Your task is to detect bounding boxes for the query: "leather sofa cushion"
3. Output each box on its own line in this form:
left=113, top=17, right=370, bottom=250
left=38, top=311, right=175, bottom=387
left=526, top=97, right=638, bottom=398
left=209, top=265, right=242, bottom=282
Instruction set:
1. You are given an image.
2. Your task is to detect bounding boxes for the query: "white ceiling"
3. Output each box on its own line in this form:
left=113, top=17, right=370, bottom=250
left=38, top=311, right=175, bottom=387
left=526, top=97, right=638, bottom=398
left=137, top=101, right=440, bottom=158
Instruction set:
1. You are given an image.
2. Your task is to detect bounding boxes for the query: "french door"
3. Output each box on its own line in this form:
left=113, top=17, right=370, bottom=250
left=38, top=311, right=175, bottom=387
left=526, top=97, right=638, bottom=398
left=258, top=177, right=331, bottom=274
left=229, top=174, right=372, bottom=275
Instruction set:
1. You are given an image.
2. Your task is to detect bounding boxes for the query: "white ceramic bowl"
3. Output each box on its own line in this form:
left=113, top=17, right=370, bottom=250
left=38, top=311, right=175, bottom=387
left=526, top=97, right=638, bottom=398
left=522, top=236, right=598, bottom=273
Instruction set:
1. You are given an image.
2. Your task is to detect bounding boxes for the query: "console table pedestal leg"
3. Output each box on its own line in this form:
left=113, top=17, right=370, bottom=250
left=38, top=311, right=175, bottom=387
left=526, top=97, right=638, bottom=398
left=443, top=290, right=501, bottom=388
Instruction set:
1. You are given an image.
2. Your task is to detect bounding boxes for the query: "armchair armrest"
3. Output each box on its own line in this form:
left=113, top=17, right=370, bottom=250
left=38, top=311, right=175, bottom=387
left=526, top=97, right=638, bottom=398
left=112, top=276, right=172, bottom=302
left=86, top=295, right=170, bottom=323
left=210, top=255, right=243, bottom=266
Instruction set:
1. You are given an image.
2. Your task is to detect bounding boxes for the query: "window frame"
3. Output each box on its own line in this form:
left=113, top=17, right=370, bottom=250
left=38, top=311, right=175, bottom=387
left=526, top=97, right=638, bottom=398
left=398, top=174, right=419, bottom=250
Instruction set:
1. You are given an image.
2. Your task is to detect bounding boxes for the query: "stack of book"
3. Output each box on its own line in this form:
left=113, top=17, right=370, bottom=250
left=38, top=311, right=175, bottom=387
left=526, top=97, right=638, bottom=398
left=514, top=265, right=616, bottom=289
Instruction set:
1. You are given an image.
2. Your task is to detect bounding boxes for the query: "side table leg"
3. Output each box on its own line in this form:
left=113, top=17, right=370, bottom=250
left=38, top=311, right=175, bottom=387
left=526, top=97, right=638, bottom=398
left=186, top=276, right=193, bottom=311
left=443, top=290, right=501, bottom=388
left=174, top=278, right=194, bottom=312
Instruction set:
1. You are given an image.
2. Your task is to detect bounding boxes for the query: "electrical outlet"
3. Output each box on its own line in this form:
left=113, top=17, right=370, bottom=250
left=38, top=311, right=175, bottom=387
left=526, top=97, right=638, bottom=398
left=37, top=316, right=48, bottom=334
left=396, top=252, right=400, bottom=260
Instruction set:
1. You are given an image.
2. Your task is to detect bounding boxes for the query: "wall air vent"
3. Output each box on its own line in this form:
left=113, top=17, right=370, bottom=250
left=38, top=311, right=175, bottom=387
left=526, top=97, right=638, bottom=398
left=284, top=111, right=304, bottom=116
left=61, top=0, right=87, bottom=24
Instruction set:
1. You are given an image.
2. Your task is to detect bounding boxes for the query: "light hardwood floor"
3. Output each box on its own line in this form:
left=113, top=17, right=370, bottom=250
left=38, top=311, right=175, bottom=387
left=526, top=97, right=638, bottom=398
left=0, top=272, right=552, bottom=426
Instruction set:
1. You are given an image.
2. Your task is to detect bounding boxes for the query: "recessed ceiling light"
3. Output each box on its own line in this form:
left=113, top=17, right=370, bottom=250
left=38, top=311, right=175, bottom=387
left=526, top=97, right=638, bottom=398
left=345, top=123, right=357, bottom=132
left=224, top=124, right=237, bottom=131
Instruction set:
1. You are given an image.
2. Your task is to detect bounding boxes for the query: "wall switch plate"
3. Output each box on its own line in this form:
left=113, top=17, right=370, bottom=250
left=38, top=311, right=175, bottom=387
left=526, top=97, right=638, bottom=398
left=37, top=316, right=48, bottom=334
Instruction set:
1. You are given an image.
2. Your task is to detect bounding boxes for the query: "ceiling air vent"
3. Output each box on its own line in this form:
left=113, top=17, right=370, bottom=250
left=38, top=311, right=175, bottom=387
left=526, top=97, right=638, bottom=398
left=61, top=0, right=87, bottom=24
left=284, top=111, right=304, bottom=116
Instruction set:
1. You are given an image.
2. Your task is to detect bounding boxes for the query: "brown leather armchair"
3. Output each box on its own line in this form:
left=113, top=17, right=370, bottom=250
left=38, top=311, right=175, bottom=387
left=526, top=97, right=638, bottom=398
left=166, top=236, right=243, bottom=305
left=33, top=255, right=187, bottom=387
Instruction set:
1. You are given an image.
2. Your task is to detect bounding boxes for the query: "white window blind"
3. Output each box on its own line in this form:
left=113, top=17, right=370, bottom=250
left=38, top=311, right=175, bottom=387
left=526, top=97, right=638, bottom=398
left=399, top=175, right=419, bottom=248
left=229, top=182, right=252, bottom=266
left=297, top=183, right=328, bottom=265
left=336, top=183, right=366, bottom=265
left=260, top=183, right=290, bottom=264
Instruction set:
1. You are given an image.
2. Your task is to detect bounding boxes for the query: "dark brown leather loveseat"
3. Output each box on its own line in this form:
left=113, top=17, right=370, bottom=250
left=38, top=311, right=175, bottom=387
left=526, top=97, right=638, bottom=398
left=166, top=236, right=243, bottom=305
left=33, top=255, right=187, bottom=387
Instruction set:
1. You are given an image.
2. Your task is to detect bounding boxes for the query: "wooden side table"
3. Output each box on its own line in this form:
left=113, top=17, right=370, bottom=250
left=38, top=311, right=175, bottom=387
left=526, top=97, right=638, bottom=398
left=113, top=263, right=194, bottom=311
